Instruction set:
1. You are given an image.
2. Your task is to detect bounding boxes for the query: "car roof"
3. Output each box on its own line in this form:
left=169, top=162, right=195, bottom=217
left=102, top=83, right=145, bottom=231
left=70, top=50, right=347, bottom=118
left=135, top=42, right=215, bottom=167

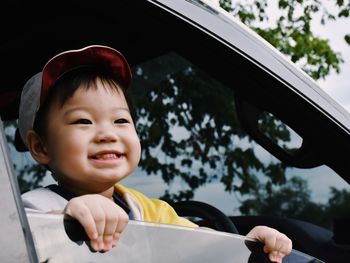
left=1, top=0, right=350, bottom=180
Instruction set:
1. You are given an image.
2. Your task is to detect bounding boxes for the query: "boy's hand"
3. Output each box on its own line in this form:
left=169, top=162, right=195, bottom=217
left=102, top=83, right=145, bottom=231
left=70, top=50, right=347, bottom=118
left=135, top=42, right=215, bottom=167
left=247, top=226, right=292, bottom=263
left=64, top=194, right=129, bottom=252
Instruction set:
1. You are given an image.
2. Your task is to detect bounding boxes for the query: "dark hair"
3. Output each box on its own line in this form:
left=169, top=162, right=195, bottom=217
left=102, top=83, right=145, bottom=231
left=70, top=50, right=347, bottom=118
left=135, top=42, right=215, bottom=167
left=33, top=66, right=135, bottom=139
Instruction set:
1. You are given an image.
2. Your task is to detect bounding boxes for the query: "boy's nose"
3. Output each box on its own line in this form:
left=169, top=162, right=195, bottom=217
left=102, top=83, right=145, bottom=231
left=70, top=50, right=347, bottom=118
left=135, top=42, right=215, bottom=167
left=94, top=127, right=118, bottom=143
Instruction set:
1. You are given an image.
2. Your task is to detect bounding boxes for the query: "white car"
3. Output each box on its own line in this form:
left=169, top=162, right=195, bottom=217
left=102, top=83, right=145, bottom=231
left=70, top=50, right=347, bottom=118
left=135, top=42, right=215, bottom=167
left=1, top=0, right=349, bottom=262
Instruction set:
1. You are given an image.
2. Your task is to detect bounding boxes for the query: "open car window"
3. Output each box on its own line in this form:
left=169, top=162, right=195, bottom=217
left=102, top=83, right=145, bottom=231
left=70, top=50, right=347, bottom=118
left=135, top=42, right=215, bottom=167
left=7, top=51, right=349, bottom=217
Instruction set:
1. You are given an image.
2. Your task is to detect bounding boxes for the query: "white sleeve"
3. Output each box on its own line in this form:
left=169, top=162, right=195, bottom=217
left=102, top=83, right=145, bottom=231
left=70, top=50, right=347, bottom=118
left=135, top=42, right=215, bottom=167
left=21, top=187, right=68, bottom=213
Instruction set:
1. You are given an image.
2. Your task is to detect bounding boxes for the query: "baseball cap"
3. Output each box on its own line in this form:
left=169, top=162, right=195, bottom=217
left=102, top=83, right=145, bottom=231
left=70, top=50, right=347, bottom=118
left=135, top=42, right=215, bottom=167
left=18, top=45, right=132, bottom=147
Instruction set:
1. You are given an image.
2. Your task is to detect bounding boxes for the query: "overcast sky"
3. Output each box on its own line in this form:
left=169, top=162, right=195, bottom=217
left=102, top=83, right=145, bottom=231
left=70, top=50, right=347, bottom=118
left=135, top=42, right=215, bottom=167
left=261, top=0, right=350, bottom=111
left=314, top=16, right=350, bottom=112
left=269, top=0, right=350, bottom=112
left=271, top=0, right=350, bottom=112
left=209, top=0, right=350, bottom=112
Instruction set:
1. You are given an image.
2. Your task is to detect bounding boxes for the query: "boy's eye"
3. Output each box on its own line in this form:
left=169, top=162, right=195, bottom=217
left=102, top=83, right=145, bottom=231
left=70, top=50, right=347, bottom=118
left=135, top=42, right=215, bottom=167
left=114, top=118, right=129, bottom=124
left=72, top=119, right=92, bottom=125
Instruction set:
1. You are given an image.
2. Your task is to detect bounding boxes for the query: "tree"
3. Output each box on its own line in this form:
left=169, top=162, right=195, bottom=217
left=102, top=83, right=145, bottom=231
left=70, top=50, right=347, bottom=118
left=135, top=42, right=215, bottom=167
left=326, top=187, right=350, bottom=221
left=130, top=54, right=291, bottom=202
left=240, top=177, right=350, bottom=229
left=219, top=0, right=349, bottom=80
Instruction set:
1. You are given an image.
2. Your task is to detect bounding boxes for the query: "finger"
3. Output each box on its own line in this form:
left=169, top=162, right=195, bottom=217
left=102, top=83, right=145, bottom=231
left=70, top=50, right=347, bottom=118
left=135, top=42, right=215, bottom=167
left=276, top=252, right=286, bottom=262
left=279, top=236, right=292, bottom=255
left=100, top=203, right=119, bottom=251
left=101, top=202, right=119, bottom=237
left=90, top=203, right=106, bottom=251
left=264, top=233, right=292, bottom=256
left=264, top=233, right=292, bottom=263
left=269, top=251, right=287, bottom=263
left=99, top=199, right=129, bottom=251
left=114, top=207, right=129, bottom=234
left=268, top=251, right=278, bottom=262
left=112, top=232, right=122, bottom=247
left=110, top=206, right=128, bottom=249
left=64, top=199, right=98, bottom=241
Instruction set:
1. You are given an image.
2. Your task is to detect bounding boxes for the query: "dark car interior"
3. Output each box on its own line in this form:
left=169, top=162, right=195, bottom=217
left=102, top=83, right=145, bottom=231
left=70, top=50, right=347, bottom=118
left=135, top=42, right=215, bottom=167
left=2, top=0, right=350, bottom=262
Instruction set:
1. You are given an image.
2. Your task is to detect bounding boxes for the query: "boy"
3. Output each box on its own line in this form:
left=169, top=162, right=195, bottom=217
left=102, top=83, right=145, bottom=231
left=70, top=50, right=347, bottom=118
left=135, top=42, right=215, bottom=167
left=19, top=45, right=291, bottom=262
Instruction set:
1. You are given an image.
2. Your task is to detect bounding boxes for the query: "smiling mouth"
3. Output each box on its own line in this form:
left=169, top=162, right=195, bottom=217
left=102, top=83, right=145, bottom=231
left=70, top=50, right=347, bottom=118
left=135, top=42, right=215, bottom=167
left=90, top=153, right=123, bottom=160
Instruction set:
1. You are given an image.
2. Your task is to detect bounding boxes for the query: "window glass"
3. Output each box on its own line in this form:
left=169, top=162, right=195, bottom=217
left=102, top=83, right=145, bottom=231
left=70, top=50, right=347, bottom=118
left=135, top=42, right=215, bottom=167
left=6, top=52, right=350, bottom=230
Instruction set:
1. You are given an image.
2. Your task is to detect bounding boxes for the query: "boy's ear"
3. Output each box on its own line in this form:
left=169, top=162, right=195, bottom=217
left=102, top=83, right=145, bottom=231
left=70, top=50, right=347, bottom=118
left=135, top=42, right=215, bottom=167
left=26, top=131, right=50, bottom=164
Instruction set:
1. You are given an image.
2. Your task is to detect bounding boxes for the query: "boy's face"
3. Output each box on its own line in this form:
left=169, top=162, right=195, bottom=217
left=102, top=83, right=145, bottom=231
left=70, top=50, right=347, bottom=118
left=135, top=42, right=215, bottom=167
left=41, top=79, right=141, bottom=195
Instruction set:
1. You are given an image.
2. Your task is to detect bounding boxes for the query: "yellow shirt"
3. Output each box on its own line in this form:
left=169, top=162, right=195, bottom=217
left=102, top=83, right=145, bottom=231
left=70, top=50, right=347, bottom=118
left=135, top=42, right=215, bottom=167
left=115, top=184, right=198, bottom=228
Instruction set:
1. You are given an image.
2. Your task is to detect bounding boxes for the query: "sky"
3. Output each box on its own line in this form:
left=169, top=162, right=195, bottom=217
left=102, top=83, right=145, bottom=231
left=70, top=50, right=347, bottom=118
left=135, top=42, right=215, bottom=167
left=314, top=15, right=350, bottom=112
left=208, top=0, right=350, bottom=112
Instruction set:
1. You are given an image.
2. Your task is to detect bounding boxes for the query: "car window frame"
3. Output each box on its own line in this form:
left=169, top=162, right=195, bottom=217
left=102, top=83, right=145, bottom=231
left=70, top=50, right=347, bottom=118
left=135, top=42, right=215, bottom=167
left=0, top=120, right=38, bottom=262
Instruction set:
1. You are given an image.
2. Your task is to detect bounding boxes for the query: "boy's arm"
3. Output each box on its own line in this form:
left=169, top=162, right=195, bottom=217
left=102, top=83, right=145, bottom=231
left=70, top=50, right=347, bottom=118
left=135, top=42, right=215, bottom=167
left=247, top=226, right=292, bottom=263
left=64, top=194, right=129, bottom=252
left=22, top=187, right=69, bottom=213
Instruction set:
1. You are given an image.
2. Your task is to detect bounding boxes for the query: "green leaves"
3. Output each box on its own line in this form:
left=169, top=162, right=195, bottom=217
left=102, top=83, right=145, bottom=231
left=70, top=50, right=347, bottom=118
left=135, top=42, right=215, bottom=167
left=220, top=0, right=348, bottom=80
left=129, top=53, right=295, bottom=204
left=345, top=34, right=350, bottom=44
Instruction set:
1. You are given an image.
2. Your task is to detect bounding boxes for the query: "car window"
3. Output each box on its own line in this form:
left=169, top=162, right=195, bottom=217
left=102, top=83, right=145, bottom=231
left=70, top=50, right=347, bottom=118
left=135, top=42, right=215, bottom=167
left=5, top=51, right=350, bottom=231
left=28, top=213, right=322, bottom=263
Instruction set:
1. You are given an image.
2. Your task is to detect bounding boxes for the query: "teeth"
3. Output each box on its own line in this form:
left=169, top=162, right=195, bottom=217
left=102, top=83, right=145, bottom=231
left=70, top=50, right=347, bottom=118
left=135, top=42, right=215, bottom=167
left=95, top=153, right=118, bottom=159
